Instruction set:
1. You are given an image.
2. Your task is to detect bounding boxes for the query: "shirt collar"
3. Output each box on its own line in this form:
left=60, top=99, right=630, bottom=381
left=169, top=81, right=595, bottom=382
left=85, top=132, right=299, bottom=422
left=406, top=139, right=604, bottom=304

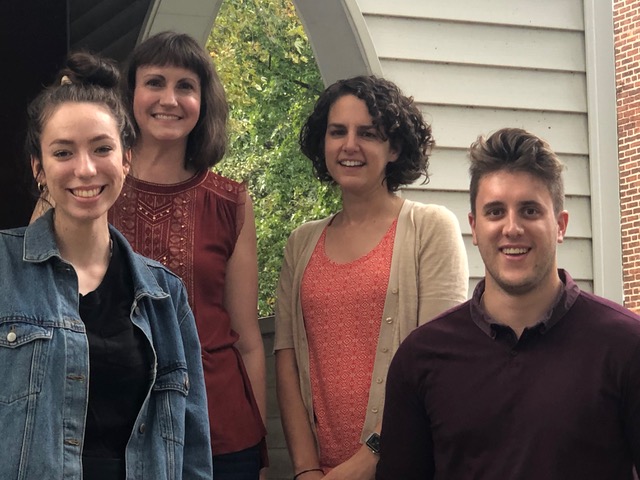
left=23, top=209, right=61, bottom=263
left=23, top=209, right=167, bottom=299
left=470, top=269, right=581, bottom=339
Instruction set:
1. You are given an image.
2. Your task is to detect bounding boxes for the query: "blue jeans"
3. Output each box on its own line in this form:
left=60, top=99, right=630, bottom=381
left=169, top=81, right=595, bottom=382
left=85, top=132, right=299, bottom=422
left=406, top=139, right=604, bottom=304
left=212, top=443, right=261, bottom=480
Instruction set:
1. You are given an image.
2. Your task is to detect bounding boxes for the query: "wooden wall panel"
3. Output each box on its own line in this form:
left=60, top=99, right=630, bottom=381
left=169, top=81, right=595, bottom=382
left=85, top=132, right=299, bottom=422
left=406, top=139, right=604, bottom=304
left=422, top=149, right=591, bottom=196
left=383, top=60, right=587, bottom=112
left=367, top=16, right=586, bottom=72
left=357, top=0, right=584, bottom=30
left=419, top=105, right=589, bottom=154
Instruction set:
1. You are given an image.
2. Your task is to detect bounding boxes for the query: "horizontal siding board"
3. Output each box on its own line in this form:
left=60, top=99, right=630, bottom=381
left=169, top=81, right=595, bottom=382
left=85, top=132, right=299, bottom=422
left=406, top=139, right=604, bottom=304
left=383, top=60, right=587, bottom=113
left=422, top=149, right=591, bottom=197
left=575, top=280, right=593, bottom=293
left=262, top=315, right=294, bottom=477
left=264, top=442, right=293, bottom=478
left=414, top=105, right=589, bottom=155
left=367, top=17, right=586, bottom=72
left=562, top=155, right=592, bottom=196
left=357, top=0, right=584, bottom=31
left=402, top=190, right=592, bottom=239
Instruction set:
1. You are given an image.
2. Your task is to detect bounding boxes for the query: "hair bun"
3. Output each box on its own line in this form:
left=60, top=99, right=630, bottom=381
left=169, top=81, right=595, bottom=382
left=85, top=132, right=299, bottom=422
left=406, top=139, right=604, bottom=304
left=57, top=51, right=120, bottom=90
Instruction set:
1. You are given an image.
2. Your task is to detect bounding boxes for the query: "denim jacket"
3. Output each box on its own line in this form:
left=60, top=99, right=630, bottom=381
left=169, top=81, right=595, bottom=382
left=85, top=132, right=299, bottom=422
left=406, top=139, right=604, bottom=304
left=0, top=210, right=212, bottom=480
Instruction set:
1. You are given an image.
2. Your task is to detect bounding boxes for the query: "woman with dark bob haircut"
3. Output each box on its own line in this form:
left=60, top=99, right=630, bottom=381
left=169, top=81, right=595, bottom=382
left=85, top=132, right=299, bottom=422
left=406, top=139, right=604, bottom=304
left=274, top=75, right=469, bottom=479
left=121, top=30, right=227, bottom=171
left=109, top=31, right=268, bottom=479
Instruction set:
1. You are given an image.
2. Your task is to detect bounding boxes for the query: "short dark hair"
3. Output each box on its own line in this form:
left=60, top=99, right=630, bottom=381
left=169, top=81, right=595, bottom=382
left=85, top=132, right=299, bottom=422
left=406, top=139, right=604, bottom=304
left=468, top=127, right=565, bottom=215
left=123, top=31, right=228, bottom=172
left=299, top=75, right=434, bottom=192
left=26, top=51, right=135, bottom=165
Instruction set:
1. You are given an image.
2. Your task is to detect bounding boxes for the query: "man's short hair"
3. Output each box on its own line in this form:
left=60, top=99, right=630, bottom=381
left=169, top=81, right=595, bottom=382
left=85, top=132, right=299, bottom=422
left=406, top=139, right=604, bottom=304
left=468, top=128, right=565, bottom=215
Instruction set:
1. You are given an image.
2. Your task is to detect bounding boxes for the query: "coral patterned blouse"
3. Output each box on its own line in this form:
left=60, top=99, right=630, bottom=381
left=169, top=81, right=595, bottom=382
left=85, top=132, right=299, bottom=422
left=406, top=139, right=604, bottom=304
left=300, top=219, right=396, bottom=470
left=109, top=170, right=266, bottom=457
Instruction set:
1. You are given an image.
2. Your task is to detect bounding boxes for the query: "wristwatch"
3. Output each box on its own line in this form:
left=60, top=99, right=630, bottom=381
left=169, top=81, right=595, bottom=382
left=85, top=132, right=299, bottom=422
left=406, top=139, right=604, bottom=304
left=365, top=432, right=381, bottom=455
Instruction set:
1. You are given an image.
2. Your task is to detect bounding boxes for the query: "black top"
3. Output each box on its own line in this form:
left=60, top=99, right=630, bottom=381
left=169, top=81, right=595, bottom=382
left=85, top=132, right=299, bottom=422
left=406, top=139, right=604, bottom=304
left=79, top=236, right=150, bottom=480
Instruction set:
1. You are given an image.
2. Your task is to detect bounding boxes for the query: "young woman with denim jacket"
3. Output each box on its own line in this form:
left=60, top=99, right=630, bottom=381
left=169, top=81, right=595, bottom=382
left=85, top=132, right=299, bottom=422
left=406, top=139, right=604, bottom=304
left=0, top=52, right=212, bottom=479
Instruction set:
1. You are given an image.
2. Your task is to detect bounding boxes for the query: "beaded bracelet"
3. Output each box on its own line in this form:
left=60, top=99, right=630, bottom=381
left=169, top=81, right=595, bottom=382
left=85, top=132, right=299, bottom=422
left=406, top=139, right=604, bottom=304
left=293, top=468, right=323, bottom=479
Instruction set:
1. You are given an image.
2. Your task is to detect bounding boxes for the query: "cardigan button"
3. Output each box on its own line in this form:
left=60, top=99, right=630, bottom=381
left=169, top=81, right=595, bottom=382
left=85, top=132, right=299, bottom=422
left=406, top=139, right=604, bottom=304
left=371, top=407, right=379, bottom=414
left=385, top=317, right=393, bottom=324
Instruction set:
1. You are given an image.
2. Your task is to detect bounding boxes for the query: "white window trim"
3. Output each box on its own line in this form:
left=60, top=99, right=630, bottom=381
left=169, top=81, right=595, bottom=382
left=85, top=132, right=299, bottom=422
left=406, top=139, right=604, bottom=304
left=584, top=0, right=623, bottom=302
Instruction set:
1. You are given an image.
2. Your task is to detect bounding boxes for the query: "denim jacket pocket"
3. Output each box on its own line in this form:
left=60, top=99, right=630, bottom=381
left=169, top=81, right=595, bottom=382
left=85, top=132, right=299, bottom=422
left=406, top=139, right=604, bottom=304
left=152, top=364, right=190, bottom=445
left=0, top=319, right=53, bottom=404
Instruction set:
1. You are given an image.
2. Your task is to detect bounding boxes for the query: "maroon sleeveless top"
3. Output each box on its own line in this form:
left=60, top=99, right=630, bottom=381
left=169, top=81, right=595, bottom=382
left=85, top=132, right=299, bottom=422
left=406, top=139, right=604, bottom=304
left=109, top=170, right=266, bottom=456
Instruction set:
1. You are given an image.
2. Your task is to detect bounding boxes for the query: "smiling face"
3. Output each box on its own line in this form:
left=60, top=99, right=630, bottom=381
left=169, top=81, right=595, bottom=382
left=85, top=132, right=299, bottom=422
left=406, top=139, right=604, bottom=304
left=33, top=102, right=130, bottom=230
left=133, top=64, right=201, bottom=145
left=324, top=94, right=398, bottom=194
left=468, top=170, right=568, bottom=297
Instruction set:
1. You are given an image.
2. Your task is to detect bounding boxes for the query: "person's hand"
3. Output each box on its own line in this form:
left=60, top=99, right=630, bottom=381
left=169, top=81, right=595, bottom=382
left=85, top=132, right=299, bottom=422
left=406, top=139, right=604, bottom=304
left=322, top=445, right=377, bottom=480
left=259, top=467, right=268, bottom=480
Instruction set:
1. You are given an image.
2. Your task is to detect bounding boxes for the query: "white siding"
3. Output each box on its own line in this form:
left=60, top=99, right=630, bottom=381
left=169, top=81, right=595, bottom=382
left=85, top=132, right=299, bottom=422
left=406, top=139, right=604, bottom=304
left=356, top=0, right=584, bottom=30
left=357, top=0, right=593, bottom=291
left=386, top=61, right=587, bottom=112
left=366, top=17, right=586, bottom=72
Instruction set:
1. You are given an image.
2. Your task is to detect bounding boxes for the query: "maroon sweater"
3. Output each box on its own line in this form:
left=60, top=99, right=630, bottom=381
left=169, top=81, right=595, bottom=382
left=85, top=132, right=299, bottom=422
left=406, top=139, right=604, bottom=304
left=377, top=270, right=640, bottom=480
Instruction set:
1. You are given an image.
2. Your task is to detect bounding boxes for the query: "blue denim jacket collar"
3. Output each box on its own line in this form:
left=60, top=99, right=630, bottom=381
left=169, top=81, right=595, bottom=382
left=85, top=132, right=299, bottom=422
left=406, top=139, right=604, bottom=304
left=24, top=210, right=167, bottom=301
left=23, top=209, right=59, bottom=263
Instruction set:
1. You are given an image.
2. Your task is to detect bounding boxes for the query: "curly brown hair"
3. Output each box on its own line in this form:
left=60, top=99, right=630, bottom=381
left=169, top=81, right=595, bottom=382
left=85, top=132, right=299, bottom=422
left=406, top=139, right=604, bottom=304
left=299, top=75, right=434, bottom=192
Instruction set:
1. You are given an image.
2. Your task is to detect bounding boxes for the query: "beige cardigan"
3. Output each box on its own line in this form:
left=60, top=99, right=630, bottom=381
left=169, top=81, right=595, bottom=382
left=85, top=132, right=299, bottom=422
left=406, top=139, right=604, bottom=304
left=274, top=199, right=469, bottom=444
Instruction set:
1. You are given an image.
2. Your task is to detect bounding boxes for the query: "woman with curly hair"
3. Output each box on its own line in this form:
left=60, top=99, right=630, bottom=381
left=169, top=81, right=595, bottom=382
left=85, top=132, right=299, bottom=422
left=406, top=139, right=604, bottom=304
left=274, top=75, right=469, bottom=479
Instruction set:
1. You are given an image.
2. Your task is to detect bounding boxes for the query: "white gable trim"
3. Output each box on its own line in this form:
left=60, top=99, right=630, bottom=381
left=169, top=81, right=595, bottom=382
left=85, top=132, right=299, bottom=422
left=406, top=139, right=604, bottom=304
left=141, top=0, right=379, bottom=85
left=292, top=0, right=381, bottom=84
left=141, top=0, right=224, bottom=45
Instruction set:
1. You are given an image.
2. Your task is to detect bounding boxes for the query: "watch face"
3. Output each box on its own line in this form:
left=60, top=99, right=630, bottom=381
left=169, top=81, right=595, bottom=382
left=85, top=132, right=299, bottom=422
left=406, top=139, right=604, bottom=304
left=366, top=433, right=381, bottom=454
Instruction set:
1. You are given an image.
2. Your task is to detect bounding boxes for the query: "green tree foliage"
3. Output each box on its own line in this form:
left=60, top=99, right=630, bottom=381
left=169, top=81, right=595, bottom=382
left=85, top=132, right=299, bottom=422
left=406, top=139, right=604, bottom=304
left=208, top=0, right=341, bottom=316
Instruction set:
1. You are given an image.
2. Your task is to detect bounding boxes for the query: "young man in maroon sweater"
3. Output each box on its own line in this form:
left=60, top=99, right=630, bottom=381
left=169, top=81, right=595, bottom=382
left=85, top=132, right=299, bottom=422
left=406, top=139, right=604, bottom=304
left=376, top=128, right=640, bottom=480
